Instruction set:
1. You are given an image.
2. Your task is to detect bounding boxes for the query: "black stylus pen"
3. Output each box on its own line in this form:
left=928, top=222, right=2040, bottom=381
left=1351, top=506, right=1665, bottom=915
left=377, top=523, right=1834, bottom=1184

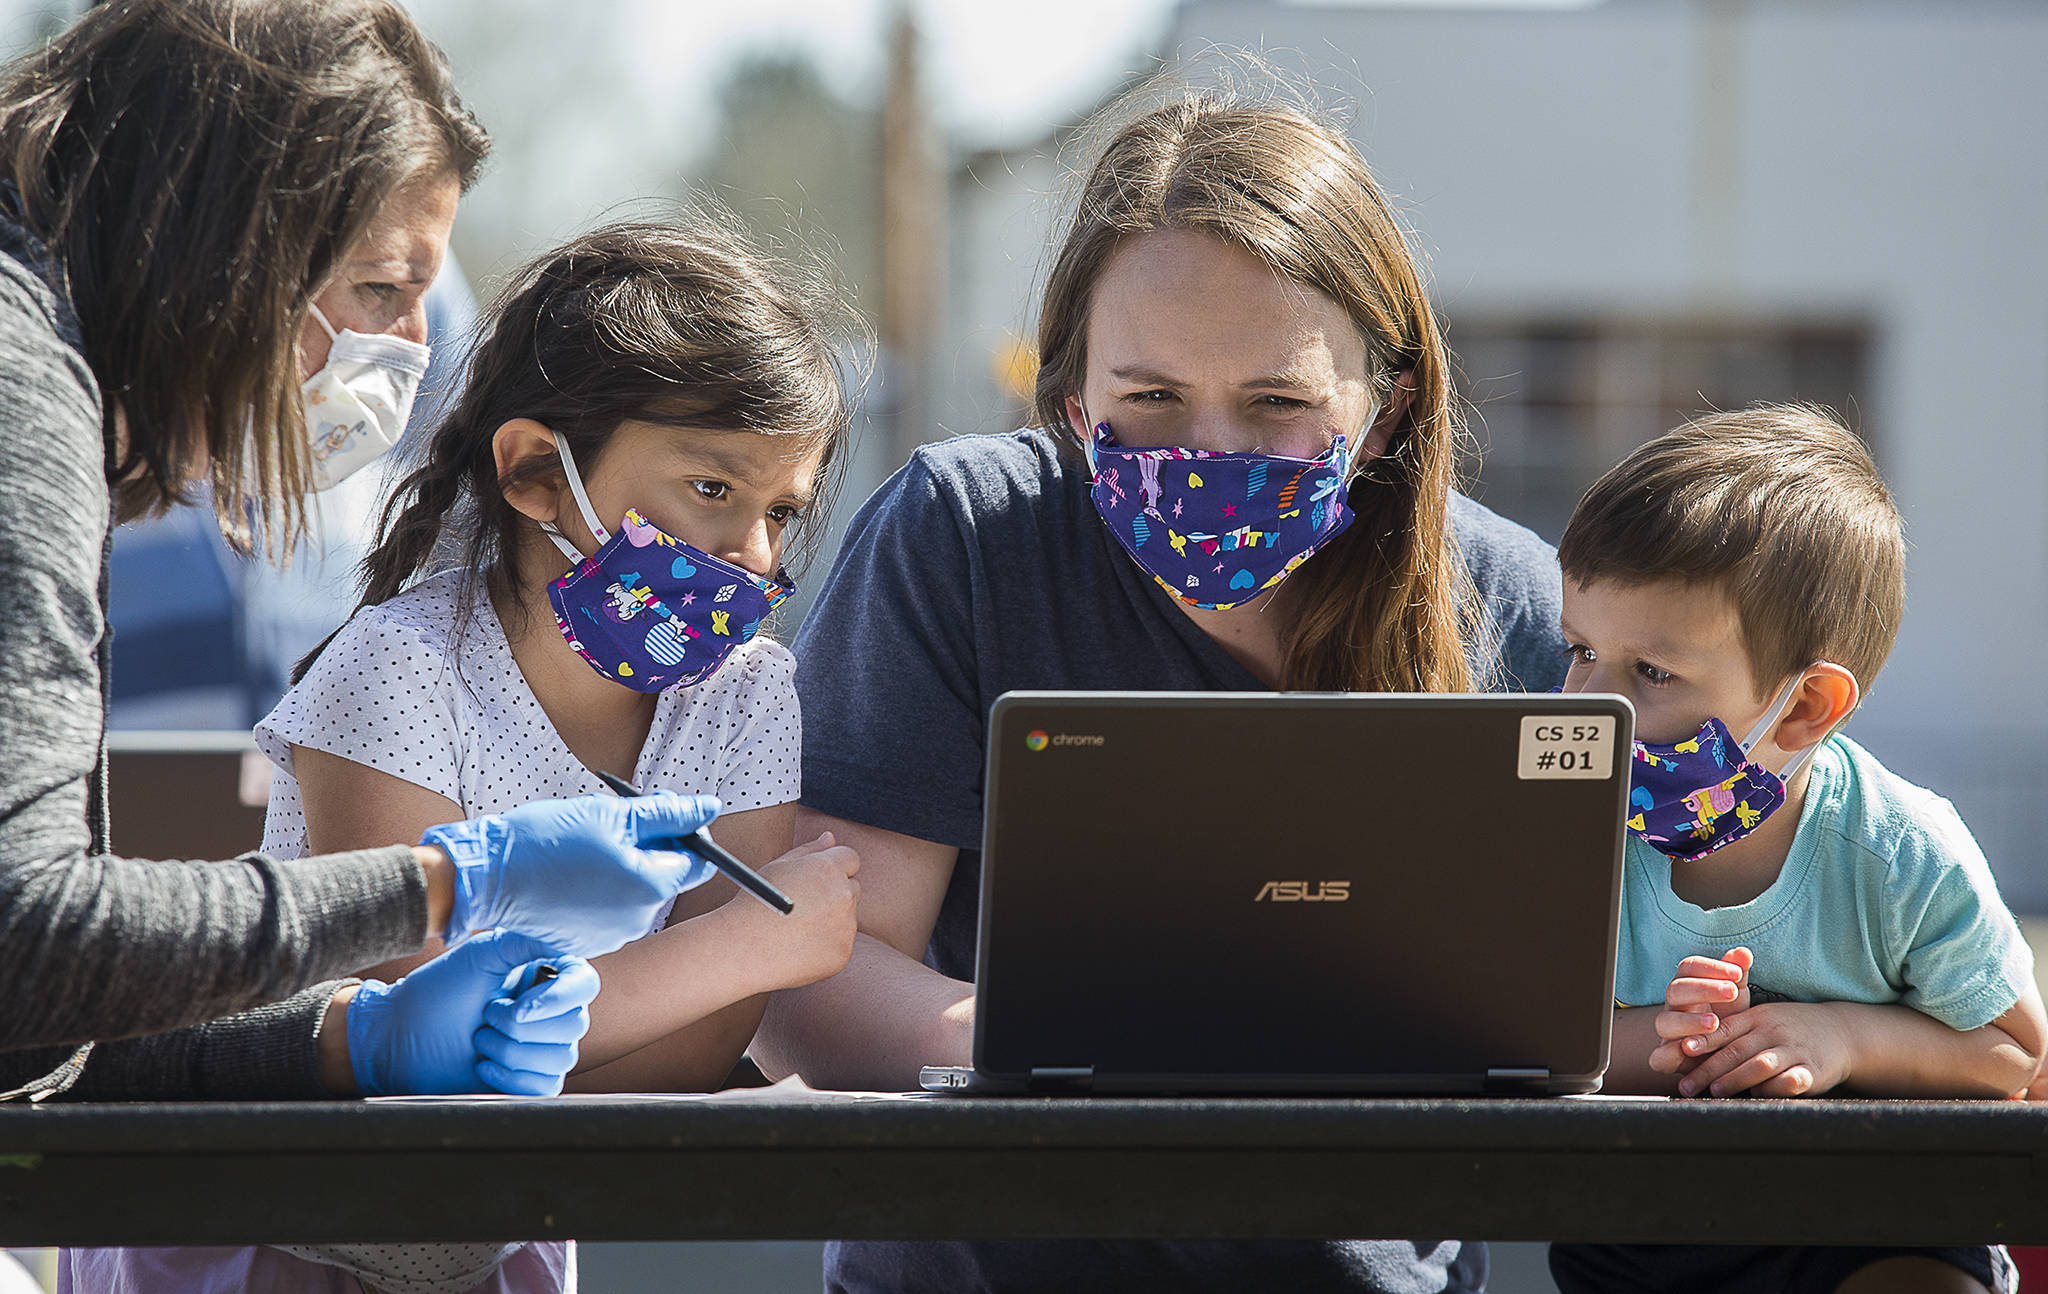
left=593, top=769, right=795, bottom=914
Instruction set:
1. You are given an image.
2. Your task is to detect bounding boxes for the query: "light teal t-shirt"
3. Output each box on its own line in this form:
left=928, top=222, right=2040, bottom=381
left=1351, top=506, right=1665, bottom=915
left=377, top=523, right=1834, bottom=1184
left=1613, top=735, right=2032, bottom=1031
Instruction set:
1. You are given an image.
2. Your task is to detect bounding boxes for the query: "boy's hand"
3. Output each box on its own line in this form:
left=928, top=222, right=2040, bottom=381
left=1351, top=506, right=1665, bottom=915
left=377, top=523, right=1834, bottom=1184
left=1649, top=947, right=1753, bottom=1076
left=724, top=833, right=862, bottom=991
left=1672, top=1001, right=1855, bottom=1097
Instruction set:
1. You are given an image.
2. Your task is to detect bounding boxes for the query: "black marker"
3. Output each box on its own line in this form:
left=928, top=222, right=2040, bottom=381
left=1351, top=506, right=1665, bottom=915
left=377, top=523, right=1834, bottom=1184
left=593, top=769, right=795, bottom=914
left=512, top=961, right=560, bottom=996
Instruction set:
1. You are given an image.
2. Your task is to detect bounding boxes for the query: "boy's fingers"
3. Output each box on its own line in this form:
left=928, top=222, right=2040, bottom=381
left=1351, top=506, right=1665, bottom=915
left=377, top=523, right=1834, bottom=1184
left=1666, top=976, right=1743, bottom=1008
left=1677, top=1026, right=1764, bottom=1095
left=1655, top=1009, right=1721, bottom=1040
left=1706, top=1049, right=1797, bottom=1098
left=1749, top=1065, right=1816, bottom=1098
left=1674, top=955, right=1744, bottom=980
left=1724, top=947, right=1755, bottom=979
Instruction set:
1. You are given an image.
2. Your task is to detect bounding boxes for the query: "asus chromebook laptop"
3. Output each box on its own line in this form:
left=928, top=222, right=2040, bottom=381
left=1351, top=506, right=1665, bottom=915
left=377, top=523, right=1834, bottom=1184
left=920, top=691, right=1634, bottom=1097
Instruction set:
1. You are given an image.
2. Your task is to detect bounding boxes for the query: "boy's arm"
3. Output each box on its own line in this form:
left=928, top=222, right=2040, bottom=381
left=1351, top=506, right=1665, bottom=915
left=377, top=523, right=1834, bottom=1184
left=1674, top=982, right=2047, bottom=1098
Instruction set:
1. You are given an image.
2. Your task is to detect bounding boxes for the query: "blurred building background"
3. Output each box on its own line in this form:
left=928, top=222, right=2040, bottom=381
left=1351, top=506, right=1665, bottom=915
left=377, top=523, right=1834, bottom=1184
left=1, top=0, right=2043, bottom=1289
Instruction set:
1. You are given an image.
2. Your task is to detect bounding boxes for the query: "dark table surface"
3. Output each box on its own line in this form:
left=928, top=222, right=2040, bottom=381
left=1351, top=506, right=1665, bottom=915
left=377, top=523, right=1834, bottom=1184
left=3, top=1089, right=2043, bottom=1246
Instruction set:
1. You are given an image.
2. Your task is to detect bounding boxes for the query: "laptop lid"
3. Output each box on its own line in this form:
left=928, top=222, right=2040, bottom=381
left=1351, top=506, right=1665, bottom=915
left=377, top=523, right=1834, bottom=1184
left=973, top=691, right=1634, bottom=1094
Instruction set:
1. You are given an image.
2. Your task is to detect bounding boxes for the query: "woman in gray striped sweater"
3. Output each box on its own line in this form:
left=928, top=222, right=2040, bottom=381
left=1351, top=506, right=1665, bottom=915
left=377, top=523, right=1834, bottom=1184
left=0, top=0, right=718, bottom=1103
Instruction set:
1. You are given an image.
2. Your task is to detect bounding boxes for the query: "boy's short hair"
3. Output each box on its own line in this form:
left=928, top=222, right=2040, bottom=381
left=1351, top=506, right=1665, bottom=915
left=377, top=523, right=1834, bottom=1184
left=1558, top=403, right=1906, bottom=694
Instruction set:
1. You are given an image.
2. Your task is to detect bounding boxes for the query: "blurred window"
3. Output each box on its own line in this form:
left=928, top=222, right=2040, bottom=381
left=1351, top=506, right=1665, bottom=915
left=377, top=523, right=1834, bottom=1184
left=1454, top=319, right=1872, bottom=544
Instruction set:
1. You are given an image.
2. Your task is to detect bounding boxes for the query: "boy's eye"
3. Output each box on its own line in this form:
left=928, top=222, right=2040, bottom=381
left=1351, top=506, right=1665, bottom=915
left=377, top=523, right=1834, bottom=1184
left=1563, top=643, right=1595, bottom=666
left=1635, top=661, right=1674, bottom=686
left=691, top=480, right=730, bottom=502
left=1121, top=389, right=1175, bottom=404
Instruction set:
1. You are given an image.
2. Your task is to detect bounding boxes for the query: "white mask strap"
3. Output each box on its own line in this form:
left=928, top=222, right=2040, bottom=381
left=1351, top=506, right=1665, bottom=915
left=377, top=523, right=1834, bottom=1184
left=539, top=433, right=609, bottom=560
left=308, top=303, right=340, bottom=342
left=1740, top=666, right=1832, bottom=780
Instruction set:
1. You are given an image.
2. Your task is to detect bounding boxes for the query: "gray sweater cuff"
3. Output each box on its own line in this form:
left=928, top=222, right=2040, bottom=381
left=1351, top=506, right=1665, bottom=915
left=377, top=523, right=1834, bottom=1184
left=18, top=981, right=355, bottom=1101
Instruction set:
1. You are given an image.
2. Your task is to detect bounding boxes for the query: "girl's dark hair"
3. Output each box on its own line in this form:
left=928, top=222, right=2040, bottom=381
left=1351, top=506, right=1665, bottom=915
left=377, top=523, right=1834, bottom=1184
left=294, top=217, right=855, bottom=683
left=0, top=0, right=488, bottom=552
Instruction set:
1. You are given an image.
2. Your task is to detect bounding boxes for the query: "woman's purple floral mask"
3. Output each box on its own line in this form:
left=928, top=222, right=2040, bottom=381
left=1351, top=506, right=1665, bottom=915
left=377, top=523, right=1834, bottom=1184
left=1084, top=421, right=1362, bottom=611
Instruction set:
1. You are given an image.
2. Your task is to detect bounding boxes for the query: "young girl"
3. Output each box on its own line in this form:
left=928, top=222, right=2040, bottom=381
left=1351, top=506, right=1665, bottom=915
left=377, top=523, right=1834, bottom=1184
left=74, top=219, right=863, bottom=1293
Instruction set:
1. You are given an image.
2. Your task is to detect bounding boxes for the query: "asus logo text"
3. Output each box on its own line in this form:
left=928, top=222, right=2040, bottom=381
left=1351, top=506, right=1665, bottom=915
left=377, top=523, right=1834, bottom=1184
left=1254, top=881, right=1351, bottom=903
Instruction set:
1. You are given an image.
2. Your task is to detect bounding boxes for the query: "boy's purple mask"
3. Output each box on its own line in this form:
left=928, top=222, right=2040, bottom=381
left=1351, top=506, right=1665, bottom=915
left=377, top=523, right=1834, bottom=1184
left=1084, top=421, right=1359, bottom=611
left=1626, top=716, right=1790, bottom=861
left=1617, top=674, right=1815, bottom=862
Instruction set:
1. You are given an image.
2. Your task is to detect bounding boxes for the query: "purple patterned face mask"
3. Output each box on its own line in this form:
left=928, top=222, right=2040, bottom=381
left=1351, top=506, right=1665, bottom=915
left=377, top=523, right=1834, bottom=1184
left=1084, top=419, right=1366, bottom=611
left=540, top=436, right=790, bottom=693
left=1626, top=673, right=1820, bottom=861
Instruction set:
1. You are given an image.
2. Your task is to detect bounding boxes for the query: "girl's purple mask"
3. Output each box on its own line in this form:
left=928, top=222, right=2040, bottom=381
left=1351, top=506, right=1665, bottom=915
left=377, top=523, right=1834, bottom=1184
left=1084, top=421, right=1359, bottom=611
left=541, top=438, right=789, bottom=694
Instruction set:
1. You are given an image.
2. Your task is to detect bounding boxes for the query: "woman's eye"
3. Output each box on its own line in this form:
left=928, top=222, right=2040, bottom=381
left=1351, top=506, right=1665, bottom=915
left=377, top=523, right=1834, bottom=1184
left=1121, top=389, right=1174, bottom=404
left=359, top=282, right=402, bottom=301
left=691, top=480, right=730, bottom=501
left=1635, top=661, right=1674, bottom=686
left=1257, top=394, right=1309, bottom=410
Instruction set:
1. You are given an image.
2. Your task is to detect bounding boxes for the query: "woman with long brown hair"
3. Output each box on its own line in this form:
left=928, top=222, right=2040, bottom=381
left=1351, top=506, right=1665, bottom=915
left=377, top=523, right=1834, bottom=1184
left=757, top=91, right=1568, bottom=1292
left=0, top=0, right=725, bottom=1104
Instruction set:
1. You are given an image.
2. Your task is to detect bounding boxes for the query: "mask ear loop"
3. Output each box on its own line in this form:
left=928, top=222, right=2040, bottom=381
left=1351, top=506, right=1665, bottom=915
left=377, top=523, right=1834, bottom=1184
left=1740, top=664, right=1845, bottom=781
left=538, top=433, right=610, bottom=564
left=308, top=303, right=340, bottom=342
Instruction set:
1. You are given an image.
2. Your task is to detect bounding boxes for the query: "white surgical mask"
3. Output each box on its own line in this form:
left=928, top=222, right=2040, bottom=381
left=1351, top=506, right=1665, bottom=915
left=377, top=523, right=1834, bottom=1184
left=301, top=303, right=430, bottom=490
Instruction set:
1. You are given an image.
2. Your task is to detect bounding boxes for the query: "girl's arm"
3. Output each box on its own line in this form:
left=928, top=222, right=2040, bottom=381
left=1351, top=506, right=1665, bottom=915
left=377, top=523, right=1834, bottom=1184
left=299, top=750, right=854, bottom=1086
left=752, top=807, right=975, bottom=1091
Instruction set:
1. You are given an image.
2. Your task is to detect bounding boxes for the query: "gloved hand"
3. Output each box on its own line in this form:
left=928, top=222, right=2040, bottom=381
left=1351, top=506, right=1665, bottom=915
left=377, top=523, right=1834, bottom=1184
left=422, top=792, right=721, bottom=956
left=346, top=929, right=600, bottom=1097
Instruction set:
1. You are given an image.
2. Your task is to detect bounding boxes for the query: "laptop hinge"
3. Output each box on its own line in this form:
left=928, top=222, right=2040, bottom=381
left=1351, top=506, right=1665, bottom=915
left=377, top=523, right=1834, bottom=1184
left=1484, top=1067, right=1550, bottom=1094
left=1028, top=1066, right=1095, bottom=1093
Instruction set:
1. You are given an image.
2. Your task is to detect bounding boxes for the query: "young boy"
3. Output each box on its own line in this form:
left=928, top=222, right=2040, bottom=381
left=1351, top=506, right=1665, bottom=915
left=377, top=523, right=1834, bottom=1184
left=1548, top=404, right=2045, bottom=1294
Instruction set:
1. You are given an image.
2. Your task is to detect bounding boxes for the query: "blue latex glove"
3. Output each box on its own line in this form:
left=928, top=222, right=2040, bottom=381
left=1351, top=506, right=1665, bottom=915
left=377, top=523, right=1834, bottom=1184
left=345, top=930, right=600, bottom=1097
left=422, top=792, right=721, bottom=957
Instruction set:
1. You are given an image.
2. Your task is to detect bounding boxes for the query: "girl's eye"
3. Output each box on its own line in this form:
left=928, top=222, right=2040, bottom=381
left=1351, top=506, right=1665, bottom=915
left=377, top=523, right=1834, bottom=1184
left=767, top=504, right=800, bottom=526
left=1635, top=661, right=1674, bottom=686
left=1563, top=643, right=1595, bottom=666
left=691, top=480, right=730, bottom=502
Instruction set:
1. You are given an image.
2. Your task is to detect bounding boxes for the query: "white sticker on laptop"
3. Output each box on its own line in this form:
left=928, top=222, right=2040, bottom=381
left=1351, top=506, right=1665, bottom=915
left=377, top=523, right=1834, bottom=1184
left=1517, top=715, right=1616, bottom=780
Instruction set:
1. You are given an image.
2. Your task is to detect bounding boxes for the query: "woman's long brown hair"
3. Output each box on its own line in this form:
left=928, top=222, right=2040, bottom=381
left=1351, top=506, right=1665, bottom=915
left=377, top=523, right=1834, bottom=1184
left=0, top=0, right=487, bottom=553
left=1034, top=93, right=1478, bottom=693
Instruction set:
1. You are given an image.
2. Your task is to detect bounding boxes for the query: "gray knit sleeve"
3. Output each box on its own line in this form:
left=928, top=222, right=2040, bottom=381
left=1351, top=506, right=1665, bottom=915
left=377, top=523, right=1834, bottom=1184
left=0, top=241, right=431, bottom=1060
left=5, top=982, right=351, bottom=1100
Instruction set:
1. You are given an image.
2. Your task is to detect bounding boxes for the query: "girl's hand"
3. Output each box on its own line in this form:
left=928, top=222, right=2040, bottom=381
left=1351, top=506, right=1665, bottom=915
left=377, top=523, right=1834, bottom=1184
left=1649, top=947, right=1753, bottom=1076
left=725, top=833, right=861, bottom=991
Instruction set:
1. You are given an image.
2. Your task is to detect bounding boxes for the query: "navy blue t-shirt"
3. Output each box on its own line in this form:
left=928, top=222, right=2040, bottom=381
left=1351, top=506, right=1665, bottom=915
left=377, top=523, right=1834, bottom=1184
left=794, top=428, right=1566, bottom=1294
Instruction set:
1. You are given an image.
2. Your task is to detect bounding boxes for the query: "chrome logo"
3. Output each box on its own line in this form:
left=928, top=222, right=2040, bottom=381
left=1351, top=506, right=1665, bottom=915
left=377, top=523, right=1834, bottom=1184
left=1025, top=730, right=1049, bottom=751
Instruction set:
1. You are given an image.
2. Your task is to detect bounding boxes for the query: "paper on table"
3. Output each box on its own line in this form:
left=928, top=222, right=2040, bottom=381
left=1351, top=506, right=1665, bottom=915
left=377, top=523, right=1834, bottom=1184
left=369, top=1075, right=937, bottom=1105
